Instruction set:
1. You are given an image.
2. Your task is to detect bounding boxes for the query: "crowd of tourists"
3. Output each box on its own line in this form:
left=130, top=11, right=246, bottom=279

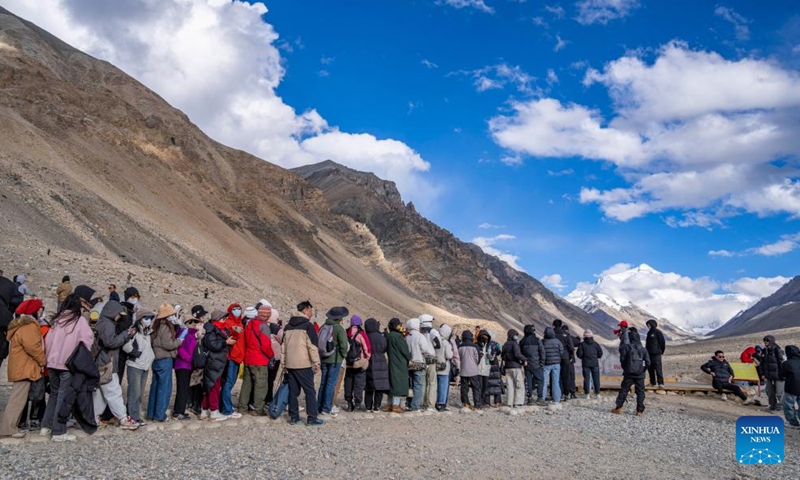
left=0, top=271, right=798, bottom=441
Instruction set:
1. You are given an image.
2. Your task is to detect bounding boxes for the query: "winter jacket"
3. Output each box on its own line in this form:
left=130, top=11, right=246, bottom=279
left=542, top=327, right=564, bottom=366
left=122, top=329, right=155, bottom=371
left=423, top=326, right=443, bottom=352
left=365, top=318, right=390, bottom=391
left=520, top=325, right=544, bottom=370
left=645, top=322, right=666, bottom=356
left=282, top=315, right=321, bottom=370
left=759, top=336, right=785, bottom=381
left=436, top=324, right=455, bottom=375
left=406, top=318, right=434, bottom=363
left=202, top=321, right=229, bottom=390
left=576, top=338, right=603, bottom=369
left=269, top=323, right=282, bottom=362
left=619, top=331, right=650, bottom=379
left=6, top=316, right=46, bottom=381
left=458, top=331, right=481, bottom=378
left=224, top=304, right=245, bottom=363
left=321, top=318, right=349, bottom=365
left=61, top=343, right=98, bottom=435
left=57, top=281, right=72, bottom=303
left=0, top=277, right=13, bottom=361
left=554, top=328, right=575, bottom=362
left=780, top=345, right=800, bottom=396
left=243, top=319, right=274, bottom=367
left=152, top=322, right=182, bottom=360
left=175, top=327, right=198, bottom=370
left=94, top=301, right=132, bottom=373
left=701, top=356, right=735, bottom=383
left=502, top=333, right=527, bottom=369
left=477, top=330, right=501, bottom=377
left=617, top=327, right=630, bottom=345
left=386, top=329, right=411, bottom=397
left=46, top=313, right=95, bottom=371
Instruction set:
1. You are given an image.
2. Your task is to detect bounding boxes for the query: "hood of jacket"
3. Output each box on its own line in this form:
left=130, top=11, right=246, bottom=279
left=364, top=318, right=380, bottom=334
left=461, top=330, right=474, bottom=342
left=407, top=318, right=420, bottom=331
left=523, top=325, right=535, bottom=337
left=227, top=303, right=243, bottom=319
left=100, top=300, right=126, bottom=323
left=477, top=329, right=490, bottom=344
left=544, top=327, right=555, bottom=339
left=16, top=274, right=26, bottom=284
left=646, top=319, right=658, bottom=329
left=8, top=315, right=37, bottom=334
left=583, top=337, right=595, bottom=345
left=507, top=329, right=519, bottom=341
left=787, top=345, right=800, bottom=359
left=629, top=330, right=642, bottom=345
left=288, top=315, right=310, bottom=328
left=764, top=335, right=776, bottom=345
left=439, top=324, right=452, bottom=340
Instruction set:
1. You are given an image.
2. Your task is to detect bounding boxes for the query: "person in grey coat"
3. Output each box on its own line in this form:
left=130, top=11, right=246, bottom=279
left=458, top=331, right=482, bottom=408
left=93, top=301, right=139, bottom=429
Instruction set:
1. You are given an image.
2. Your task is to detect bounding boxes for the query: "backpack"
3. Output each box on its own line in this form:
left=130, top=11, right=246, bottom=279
left=626, top=344, right=645, bottom=376
left=192, top=340, right=209, bottom=370
left=346, top=330, right=363, bottom=365
left=318, top=324, right=336, bottom=358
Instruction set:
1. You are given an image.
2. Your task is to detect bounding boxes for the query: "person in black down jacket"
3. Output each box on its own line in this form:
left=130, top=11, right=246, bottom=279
left=612, top=329, right=650, bottom=415
left=502, top=329, right=527, bottom=408
left=701, top=350, right=753, bottom=404
left=200, top=310, right=233, bottom=421
left=553, top=320, right=576, bottom=400
left=780, top=345, right=800, bottom=428
left=519, top=325, right=544, bottom=405
left=576, top=330, right=603, bottom=398
left=645, top=320, right=666, bottom=387
left=364, top=318, right=390, bottom=412
left=542, top=327, right=564, bottom=404
left=759, top=335, right=786, bottom=411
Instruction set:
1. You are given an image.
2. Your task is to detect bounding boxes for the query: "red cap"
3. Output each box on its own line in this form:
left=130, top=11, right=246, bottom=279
left=618, top=321, right=628, bottom=328
left=15, top=299, right=43, bottom=316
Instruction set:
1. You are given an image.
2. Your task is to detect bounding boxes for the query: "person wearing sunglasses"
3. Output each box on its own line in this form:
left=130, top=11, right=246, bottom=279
left=701, top=350, right=754, bottom=404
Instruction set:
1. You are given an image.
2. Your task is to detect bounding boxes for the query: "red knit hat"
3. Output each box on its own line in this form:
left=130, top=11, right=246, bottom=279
left=16, top=299, right=43, bottom=316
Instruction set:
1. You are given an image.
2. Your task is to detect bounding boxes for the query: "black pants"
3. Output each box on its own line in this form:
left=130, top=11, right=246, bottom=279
left=173, top=369, right=191, bottom=415
left=287, top=368, right=318, bottom=423
left=189, top=385, right=203, bottom=413
left=560, top=359, right=575, bottom=395
left=525, top=367, right=544, bottom=400
left=364, top=389, right=386, bottom=410
left=712, top=379, right=747, bottom=400
left=461, top=376, right=483, bottom=407
left=344, top=367, right=366, bottom=406
left=265, top=361, right=281, bottom=404
left=615, top=376, right=646, bottom=412
left=648, top=354, right=664, bottom=385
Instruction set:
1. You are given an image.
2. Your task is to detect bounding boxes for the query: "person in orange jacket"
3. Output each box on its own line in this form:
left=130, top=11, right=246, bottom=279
left=220, top=303, right=244, bottom=418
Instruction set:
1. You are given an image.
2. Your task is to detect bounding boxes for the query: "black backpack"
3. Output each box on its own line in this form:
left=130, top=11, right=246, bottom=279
left=626, top=344, right=645, bottom=376
left=346, top=330, right=363, bottom=365
left=193, top=340, right=209, bottom=370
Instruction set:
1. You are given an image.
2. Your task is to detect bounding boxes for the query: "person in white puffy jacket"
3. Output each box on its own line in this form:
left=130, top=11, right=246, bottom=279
left=419, top=314, right=441, bottom=412
left=435, top=324, right=457, bottom=411
left=405, top=318, right=434, bottom=412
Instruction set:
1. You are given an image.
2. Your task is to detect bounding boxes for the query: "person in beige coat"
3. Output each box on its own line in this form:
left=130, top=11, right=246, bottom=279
left=281, top=301, right=322, bottom=426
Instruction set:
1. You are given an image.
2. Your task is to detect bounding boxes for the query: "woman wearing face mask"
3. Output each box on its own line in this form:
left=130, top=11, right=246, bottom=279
left=220, top=303, right=245, bottom=419
left=122, top=309, right=155, bottom=426
left=172, top=309, right=198, bottom=420
left=147, top=304, right=186, bottom=422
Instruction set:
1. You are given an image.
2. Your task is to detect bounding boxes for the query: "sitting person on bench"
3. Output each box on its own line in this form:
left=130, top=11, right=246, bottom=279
left=701, top=350, right=754, bottom=404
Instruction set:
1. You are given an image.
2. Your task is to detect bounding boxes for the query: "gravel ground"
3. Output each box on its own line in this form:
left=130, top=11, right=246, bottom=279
left=1, top=385, right=798, bottom=479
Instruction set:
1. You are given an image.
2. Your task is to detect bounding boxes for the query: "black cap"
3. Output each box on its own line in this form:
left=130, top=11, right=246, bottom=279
left=325, top=306, right=349, bottom=320
left=73, top=285, right=96, bottom=304
left=124, top=287, right=140, bottom=300
left=191, top=305, right=208, bottom=318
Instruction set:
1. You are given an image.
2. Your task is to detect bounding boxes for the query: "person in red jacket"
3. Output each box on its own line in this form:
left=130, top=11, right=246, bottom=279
left=220, top=303, right=244, bottom=418
left=237, top=308, right=274, bottom=416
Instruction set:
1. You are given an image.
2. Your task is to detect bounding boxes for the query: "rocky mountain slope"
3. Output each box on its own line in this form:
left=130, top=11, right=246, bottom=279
left=711, top=276, right=800, bottom=338
left=0, top=6, right=607, bottom=337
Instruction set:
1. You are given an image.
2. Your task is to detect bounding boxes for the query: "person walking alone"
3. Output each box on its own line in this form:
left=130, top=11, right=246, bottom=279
left=645, top=320, right=666, bottom=387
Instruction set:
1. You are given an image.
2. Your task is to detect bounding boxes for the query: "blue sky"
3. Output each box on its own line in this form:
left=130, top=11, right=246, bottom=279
left=6, top=0, right=800, bottom=326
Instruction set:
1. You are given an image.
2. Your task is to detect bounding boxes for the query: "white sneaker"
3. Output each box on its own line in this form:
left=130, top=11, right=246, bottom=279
left=200, top=409, right=210, bottom=420
left=11, top=432, right=26, bottom=439
left=227, top=412, right=242, bottom=419
left=585, top=394, right=591, bottom=400
left=330, top=406, right=340, bottom=414
left=209, top=410, right=228, bottom=422
left=426, top=407, right=437, bottom=412
left=720, top=393, right=727, bottom=401
left=743, top=397, right=755, bottom=406
left=39, top=427, right=51, bottom=437
left=52, top=434, right=76, bottom=442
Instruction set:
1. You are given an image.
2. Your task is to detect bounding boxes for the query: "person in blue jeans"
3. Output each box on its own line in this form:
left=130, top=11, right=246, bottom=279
left=409, top=369, right=425, bottom=410
left=780, top=345, right=800, bottom=428
left=317, top=307, right=349, bottom=416
left=541, top=327, right=564, bottom=404
left=435, top=324, right=456, bottom=411
left=147, top=304, right=184, bottom=421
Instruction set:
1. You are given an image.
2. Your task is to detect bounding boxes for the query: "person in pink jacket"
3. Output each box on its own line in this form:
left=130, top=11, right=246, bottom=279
left=41, top=287, right=96, bottom=442
left=344, top=315, right=371, bottom=411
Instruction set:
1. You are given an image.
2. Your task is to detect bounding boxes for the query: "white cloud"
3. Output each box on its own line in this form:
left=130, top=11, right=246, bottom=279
left=320, top=56, right=335, bottom=65
left=532, top=16, right=548, bottom=27
left=3, top=0, right=438, bottom=209
left=318, top=69, right=331, bottom=77
left=453, top=63, right=537, bottom=95
left=554, top=35, right=569, bottom=52
left=708, top=249, right=735, bottom=258
left=708, top=233, right=800, bottom=258
left=541, top=273, right=567, bottom=289
left=568, top=263, right=786, bottom=329
left=546, top=68, right=559, bottom=84
left=714, top=6, right=750, bottom=42
left=421, top=59, right=439, bottom=69
left=544, top=5, right=566, bottom=19
left=547, top=168, right=574, bottom=176
left=575, top=0, right=640, bottom=25
left=439, top=0, right=495, bottom=14
left=472, top=234, right=525, bottom=272
left=489, top=41, right=800, bottom=224
left=598, top=262, right=631, bottom=276
left=478, top=222, right=504, bottom=229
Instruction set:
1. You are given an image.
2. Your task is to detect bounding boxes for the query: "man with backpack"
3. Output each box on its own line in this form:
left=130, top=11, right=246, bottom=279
left=612, top=328, right=650, bottom=415
left=283, top=300, right=322, bottom=426
left=519, top=325, right=544, bottom=405
left=645, top=320, right=666, bottom=387
left=317, top=306, right=349, bottom=417
left=759, top=335, right=786, bottom=412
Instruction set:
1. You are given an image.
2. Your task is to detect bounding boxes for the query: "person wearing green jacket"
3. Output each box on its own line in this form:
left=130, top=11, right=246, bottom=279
left=386, top=318, right=411, bottom=413
left=317, top=306, right=349, bottom=416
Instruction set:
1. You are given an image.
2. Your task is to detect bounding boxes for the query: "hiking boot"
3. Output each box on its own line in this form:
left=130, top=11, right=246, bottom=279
left=52, top=433, right=76, bottom=442
left=392, top=405, right=405, bottom=413
left=209, top=410, right=228, bottom=422
left=611, top=407, right=623, bottom=414
left=307, top=418, right=325, bottom=426
left=119, top=417, right=140, bottom=430
left=525, top=396, right=533, bottom=405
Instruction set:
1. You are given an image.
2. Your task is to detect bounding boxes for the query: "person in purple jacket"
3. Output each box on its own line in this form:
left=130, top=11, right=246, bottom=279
left=172, top=316, right=198, bottom=420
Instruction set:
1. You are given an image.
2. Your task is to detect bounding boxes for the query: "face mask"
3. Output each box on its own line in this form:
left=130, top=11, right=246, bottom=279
left=514, top=335, right=520, bottom=341
left=129, top=298, right=139, bottom=306
left=168, top=314, right=180, bottom=324
left=142, top=317, right=153, bottom=328
left=232, top=309, right=242, bottom=317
